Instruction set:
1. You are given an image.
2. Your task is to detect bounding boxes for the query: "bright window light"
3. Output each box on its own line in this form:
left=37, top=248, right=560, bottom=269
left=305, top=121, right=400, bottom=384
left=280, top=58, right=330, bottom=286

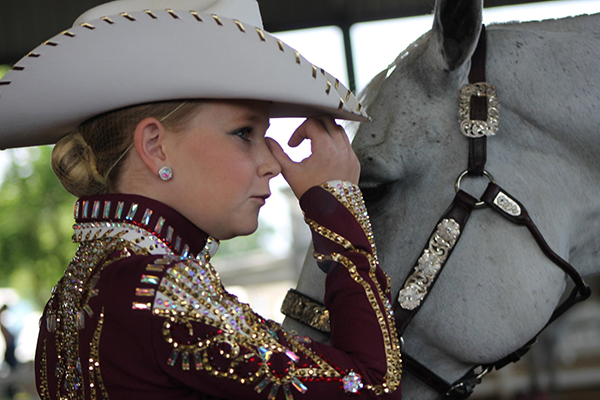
left=351, top=0, right=600, bottom=91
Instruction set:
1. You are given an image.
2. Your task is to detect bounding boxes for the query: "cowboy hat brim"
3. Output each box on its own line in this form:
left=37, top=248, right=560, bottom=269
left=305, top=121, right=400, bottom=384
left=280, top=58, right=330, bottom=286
left=0, top=2, right=368, bottom=149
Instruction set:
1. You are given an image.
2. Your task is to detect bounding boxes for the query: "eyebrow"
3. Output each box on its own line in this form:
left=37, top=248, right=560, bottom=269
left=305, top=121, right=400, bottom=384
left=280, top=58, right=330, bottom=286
left=243, top=113, right=268, bottom=124
left=234, top=112, right=270, bottom=129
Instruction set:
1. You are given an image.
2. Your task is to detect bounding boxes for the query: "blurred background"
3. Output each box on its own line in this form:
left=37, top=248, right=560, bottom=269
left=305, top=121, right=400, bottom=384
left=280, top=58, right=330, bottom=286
left=1, top=0, right=599, bottom=399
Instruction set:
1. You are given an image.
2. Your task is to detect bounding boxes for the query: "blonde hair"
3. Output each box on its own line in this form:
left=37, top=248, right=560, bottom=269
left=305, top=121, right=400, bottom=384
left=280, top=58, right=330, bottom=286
left=51, top=100, right=204, bottom=197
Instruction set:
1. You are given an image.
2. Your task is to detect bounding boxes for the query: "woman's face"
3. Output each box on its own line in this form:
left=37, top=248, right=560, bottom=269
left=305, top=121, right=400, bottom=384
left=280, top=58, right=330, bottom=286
left=162, top=100, right=280, bottom=240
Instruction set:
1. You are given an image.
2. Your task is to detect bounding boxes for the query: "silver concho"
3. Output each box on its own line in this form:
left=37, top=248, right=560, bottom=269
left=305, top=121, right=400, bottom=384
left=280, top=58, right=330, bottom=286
left=398, top=219, right=460, bottom=310
left=493, top=192, right=521, bottom=217
left=458, top=82, right=499, bottom=138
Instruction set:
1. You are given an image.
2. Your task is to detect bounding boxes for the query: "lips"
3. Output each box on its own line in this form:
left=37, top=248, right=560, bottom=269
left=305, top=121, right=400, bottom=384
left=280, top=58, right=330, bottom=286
left=250, top=194, right=270, bottom=205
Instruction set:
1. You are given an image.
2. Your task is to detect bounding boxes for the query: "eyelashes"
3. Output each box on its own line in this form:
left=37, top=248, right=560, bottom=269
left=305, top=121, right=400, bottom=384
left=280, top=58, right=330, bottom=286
left=231, top=127, right=253, bottom=142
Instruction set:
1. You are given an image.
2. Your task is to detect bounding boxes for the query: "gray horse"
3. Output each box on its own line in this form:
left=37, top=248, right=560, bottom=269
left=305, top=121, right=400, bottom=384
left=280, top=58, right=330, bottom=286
left=283, top=0, right=600, bottom=398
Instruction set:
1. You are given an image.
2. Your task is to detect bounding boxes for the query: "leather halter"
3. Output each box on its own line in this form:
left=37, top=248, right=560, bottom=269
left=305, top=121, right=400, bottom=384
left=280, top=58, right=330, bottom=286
left=394, top=25, right=591, bottom=399
left=281, top=25, right=591, bottom=400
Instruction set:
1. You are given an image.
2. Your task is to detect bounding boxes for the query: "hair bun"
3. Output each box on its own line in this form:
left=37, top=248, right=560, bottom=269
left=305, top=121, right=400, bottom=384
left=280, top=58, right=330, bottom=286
left=51, top=132, right=107, bottom=197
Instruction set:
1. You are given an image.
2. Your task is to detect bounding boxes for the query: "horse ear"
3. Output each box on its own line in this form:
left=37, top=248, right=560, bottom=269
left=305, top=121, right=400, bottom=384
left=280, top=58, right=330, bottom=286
left=432, top=0, right=483, bottom=71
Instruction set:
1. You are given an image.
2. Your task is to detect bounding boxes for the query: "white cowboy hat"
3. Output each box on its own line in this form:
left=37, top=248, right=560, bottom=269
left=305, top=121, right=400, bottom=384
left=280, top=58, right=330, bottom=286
left=0, top=0, right=368, bottom=149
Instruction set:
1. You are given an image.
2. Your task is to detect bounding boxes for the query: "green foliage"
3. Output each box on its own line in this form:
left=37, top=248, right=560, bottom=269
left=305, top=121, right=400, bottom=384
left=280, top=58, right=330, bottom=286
left=0, top=65, right=273, bottom=306
left=0, top=146, right=275, bottom=306
left=215, top=222, right=275, bottom=258
left=0, top=65, right=10, bottom=77
left=0, top=147, right=77, bottom=307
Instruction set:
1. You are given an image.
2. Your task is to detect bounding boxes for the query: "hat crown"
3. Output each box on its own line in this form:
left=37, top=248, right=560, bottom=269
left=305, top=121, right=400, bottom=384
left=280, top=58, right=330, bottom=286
left=74, top=0, right=263, bottom=28
left=0, top=0, right=367, bottom=149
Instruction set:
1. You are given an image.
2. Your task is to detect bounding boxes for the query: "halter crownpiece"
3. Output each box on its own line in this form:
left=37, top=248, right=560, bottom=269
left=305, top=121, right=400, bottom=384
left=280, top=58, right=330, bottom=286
left=0, top=0, right=368, bottom=150
left=458, top=22, right=499, bottom=140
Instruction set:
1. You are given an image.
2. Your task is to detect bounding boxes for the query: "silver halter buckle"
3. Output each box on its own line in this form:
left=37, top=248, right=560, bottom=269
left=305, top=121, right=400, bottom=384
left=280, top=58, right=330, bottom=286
left=458, top=82, right=499, bottom=138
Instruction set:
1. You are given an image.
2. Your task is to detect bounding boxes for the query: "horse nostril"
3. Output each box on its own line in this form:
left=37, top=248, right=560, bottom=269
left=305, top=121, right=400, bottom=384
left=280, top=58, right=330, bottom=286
left=360, top=182, right=390, bottom=204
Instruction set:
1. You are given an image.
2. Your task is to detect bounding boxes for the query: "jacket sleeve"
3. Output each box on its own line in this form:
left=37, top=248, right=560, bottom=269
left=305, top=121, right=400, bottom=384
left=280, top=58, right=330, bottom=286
left=150, top=181, right=402, bottom=399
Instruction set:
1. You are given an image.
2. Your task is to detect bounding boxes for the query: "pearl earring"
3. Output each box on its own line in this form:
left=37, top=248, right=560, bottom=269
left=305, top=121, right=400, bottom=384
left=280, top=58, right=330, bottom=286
left=158, top=166, right=173, bottom=181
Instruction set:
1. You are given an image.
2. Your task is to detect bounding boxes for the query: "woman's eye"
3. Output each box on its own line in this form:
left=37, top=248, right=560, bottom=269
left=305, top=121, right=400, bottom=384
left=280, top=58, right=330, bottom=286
left=233, top=127, right=253, bottom=141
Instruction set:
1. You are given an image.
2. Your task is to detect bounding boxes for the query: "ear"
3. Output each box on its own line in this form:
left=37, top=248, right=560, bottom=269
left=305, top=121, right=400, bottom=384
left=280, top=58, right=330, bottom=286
left=431, top=0, right=483, bottom=71
left=133, top=117, right=168, bottom=176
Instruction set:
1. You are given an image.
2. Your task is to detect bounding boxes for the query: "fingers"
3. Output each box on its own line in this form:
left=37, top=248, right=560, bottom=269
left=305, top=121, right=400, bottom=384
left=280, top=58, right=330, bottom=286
left=287, top=121, right=308, bottom=148
left=272, top=117, right=360, bottom=199
left=315, top=116, right=348, bottom=143
left=288, top=117, right=349, bottom=150
left=266, top=137, right=293, bottom=170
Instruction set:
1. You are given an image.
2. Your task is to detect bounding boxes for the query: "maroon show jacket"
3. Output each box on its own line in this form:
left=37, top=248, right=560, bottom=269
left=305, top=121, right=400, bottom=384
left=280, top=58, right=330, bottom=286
left=35, top=181, right=402, bottom=399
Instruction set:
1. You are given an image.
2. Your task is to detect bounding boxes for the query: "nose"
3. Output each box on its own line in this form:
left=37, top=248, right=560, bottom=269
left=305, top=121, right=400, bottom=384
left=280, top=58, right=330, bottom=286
left=258, top=139, right=281, bottom=179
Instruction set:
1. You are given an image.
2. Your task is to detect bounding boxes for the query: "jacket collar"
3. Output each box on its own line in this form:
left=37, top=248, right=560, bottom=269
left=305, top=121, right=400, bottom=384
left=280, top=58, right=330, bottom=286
left=74, top=193, right=219, bottom=260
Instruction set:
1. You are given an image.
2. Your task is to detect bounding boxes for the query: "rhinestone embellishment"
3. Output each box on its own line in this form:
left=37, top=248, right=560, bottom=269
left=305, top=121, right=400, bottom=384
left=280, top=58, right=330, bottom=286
left=158, top=166, right=173, bottom=181
left=493, top=192, right=521, bottom=216
left=398, top=284, right=423, bottom=311
left=398, top=218, right=461, bottom=310
left=342, top=371, right=364, bottom=393
left=458, top=82, right=500, bottom=138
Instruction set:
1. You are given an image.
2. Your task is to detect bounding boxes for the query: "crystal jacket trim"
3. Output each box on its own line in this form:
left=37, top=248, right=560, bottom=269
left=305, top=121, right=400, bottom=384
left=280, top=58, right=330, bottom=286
left=35, top=187, right=402, bottom=399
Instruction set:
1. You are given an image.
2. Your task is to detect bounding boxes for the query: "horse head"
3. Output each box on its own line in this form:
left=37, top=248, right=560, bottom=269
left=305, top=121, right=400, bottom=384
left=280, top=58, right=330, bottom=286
left=353, top=0, right=600, bottom=397
left=286, top=1, right=600, bottom=398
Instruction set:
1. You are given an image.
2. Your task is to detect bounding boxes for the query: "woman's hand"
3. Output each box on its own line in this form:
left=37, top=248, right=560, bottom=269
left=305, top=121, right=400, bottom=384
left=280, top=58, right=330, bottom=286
left=267, top=116, right=360, bottom=199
